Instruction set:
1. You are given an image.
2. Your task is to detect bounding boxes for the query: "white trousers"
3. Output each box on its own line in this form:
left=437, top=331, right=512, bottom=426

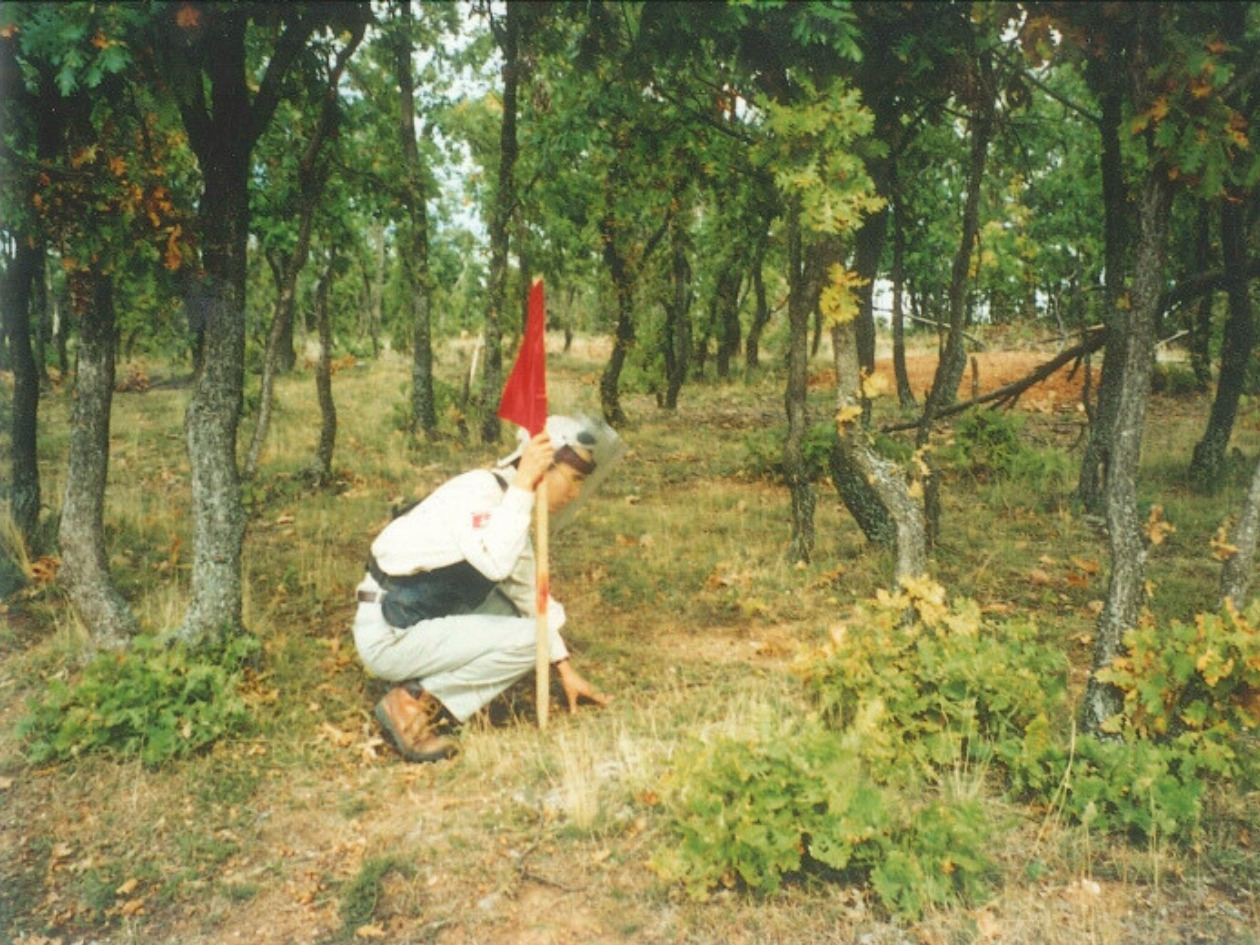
left=353, top=580, right=569, bottom=722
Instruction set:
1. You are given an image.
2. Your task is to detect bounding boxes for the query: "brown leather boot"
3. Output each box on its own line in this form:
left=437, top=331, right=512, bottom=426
left=374, top=687, right=458, bottom=763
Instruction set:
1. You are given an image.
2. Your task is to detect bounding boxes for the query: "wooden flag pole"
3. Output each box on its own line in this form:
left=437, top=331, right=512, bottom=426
left=534, top=485, right=550, bottom=729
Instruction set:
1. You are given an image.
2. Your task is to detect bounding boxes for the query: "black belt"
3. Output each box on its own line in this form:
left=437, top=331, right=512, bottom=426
left=357, top=589, right=383, bottom=604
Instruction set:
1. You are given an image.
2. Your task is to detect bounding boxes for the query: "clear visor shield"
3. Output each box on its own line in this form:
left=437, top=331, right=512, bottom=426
left=550, top=414, right=627, bottom=531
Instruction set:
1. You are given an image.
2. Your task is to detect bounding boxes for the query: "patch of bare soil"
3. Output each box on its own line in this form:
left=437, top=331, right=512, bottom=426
left=815, top=348, right=1098, bottom=414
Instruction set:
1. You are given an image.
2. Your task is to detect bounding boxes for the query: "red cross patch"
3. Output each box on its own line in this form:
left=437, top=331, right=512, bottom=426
left=472, top=511, right=491, bottom=529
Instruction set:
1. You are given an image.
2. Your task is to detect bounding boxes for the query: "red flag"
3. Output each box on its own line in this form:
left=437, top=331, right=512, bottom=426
left=497, top=278, right=548, bottom=435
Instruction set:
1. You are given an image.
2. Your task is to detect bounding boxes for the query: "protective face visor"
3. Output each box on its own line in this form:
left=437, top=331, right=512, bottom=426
left=498, top=413, right=627, bottom=530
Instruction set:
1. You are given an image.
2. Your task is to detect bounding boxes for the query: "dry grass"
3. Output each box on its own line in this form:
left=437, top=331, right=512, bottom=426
left=2, top=332, right=1259, bottom=944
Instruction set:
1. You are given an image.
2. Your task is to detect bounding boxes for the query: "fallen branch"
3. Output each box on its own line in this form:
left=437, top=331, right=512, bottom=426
left=881, top=326, right=1106, bottom=433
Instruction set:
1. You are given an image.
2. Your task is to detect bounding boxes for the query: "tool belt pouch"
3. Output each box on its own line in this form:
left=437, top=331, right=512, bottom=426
left=368, top=557, right=497, bottom=629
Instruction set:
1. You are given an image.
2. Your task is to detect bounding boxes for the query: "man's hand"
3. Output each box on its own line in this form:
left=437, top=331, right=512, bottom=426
left=513, top=431, right=554, bottom=492
left=555, top=658, right=612, bottom=713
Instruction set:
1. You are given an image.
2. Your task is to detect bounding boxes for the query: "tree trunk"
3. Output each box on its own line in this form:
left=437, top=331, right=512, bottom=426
left=1076, top=66, right=1130, bottom=515
left=833, top=321, right=926, bottom=581
left=1189, top=198, right=1253, bottom=492
left=784, top=207, right=818, bottom=563
left=1220, top=452, right=1260, bottom=609
left=852, top=202, right=888, bottom=377
left=922, top=49, right=995, bottom=417
left=599, top=206, right=635, bottom=425
left=2, top=241, right=43, bottom=546
left=661, top=212, right=692, bottom=410
left=312, top=255, right=338, bottom=483
left=713, top=258, right=742, bottom=380
left=1081, top=18, right=1172, bottom=733
left=244, top=206, right=314, bottom=481
left=480, top=3, right=520, bottom=444
left=744, top=233, right=770, bottom=371
left=58, top=272, right=138, bottom=649
left=394, top=2, right=437, bottom=439
left=358, top=221, right=384, bottom=357
left=180, top=162, right=249, bottom=646
left=891, top=169, right=915, bottom=407
left=160, top=4, right=347, bottom=646
left=1, top=31, right=46, bottom=547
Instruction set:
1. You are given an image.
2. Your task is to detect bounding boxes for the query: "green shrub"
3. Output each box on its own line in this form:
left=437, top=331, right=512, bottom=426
left=1062, top=736, right=1206, bottom=842
left=800, top=578, right=1068, bottom=782
left=1150, top=362, right=1202, bottom=397
left=1098, top=602, right=1260, bottom=757
left=942, top=409, right=1026, bottom=480
left=652, top=711, right=997, bottom=918
left=652, top=714, right=887, bottom=899
left=870, top=796, right=997, bottom=921
left=19, top=634, right=258, bottom=767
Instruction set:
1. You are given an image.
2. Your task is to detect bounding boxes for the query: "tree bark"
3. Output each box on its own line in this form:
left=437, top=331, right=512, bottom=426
left=599, top=202, right=635, bottom=425
left=890, top=167, right=916, bottom=407
left=1081, top=14, right=1172, bottom=734
left=744, top=232, right=770, bottom=371
left=833, top=321, right=926, bottom=581
left=921, top=48, right=995, bottom=416
left=2, top=241, right=43, bottom=546
left=160, top=5, right=330, bottom=646
left=713, top=257, right=742, bottom=380
left=1076, top=61, right=1130, bottom=515
left=661, top=211, right=692, bottom=410
left=1, top=30, right=46, bottom=547
left=58, top=272, right=138, bottom=649
left=480, top=2, right=521, bottom=444
left=1189, top=197, right=1253, bottom=491
left=312, top=255, right=338, bottom=483
left=393, top=2, right=437, bottom=439
left=1220, top=452, right=1260, bottom=609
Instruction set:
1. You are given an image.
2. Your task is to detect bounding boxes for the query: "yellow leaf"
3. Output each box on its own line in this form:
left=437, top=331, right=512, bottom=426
left=1145, top=505, right=1176, bottom=545
left=835, top=404, right=862, bottom=429
left=819, top=264, right=868, bottom=326
left=860, top=370, right=888, bottom=400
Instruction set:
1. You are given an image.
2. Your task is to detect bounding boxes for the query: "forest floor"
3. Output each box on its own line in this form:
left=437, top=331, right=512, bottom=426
left=1, top=334, right=1257, bottom=945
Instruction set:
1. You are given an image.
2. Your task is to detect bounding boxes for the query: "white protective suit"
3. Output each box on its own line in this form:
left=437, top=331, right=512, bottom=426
left=353, top=468, right=568, bottom=722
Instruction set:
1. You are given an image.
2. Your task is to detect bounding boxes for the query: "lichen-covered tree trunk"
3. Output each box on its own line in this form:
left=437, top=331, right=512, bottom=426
left=1220, top=452, right=1260, bottom=609
left=180, top=181, right=249, bottom=646
left=58, top=273, right=138, bottom=649
left=1189, top=197, right=1253, bottom=491
left=480, top=2, right=520, bottom=444
left=1081, top=82, right=1172, bottom=733
left=833, top=319, right=926, bottom=582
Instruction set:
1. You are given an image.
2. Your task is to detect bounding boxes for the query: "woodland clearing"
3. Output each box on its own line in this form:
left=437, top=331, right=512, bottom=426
left=1, top=335, right=1258, bottom=945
